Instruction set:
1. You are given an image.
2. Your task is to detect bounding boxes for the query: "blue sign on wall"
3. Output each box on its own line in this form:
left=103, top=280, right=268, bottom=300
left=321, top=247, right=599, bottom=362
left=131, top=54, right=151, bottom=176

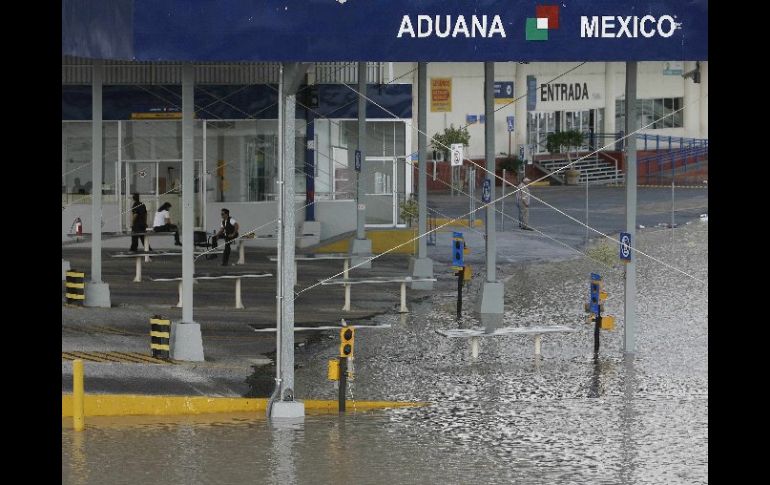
left=63, top=1, right=708, bottom=62
left=495, top=82, right=514, bottom=102
left=506, top=116, right=515, bottom=132
left=526, top=76, right=538, bottom=111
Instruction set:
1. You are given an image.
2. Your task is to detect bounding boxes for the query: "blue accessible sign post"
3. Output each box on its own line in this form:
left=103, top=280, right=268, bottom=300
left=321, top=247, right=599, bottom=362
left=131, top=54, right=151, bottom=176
left=354, top=150, right=361, bottom=172
left=482, top=179, right=491, bottom=203
left=619, top=232, right=631, bottom=262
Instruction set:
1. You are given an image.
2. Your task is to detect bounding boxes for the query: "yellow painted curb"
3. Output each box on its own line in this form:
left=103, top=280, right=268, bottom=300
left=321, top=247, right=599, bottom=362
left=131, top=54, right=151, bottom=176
left=315, top=229, right=420, bottom=255
left=62, top=394, right=428, bottom=417
left=433, top=218, right=483, bottom=228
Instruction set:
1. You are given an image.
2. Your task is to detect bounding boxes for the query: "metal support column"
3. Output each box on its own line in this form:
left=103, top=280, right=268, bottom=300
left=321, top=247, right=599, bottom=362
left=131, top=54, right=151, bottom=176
left=85, top=59, right=110, bottom=308
left=270, top=63, right=305, bottom=419
left=477, top=62, right=503, bottom=317
left=172, top=63, right=204, bottom=362
left=409, top=62, right=434, bottom=290
left=350, top=62, right=372, bottom=267
left=624, top=62, right=638, bottom=354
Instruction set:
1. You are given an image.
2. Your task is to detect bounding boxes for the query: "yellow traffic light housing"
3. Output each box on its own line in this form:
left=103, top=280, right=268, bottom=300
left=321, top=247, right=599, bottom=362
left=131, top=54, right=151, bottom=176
left=339, top=327, right=355, bottom=357
left=601, top=315, right=615, bottom=331
left=327, top=359, right=340, bottom=381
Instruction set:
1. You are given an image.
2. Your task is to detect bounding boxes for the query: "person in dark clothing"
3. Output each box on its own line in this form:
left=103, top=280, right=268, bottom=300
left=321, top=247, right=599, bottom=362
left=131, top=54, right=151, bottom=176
left=129, top=193, right=152, bottom=252
left=212, top=208, right=240, bottom=266
left=153, top=202, right=182, bottom=246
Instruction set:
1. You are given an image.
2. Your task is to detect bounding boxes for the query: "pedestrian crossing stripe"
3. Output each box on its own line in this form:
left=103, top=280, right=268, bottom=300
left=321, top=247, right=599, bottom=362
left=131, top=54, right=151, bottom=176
left=61, top=351, right=175, bottom=364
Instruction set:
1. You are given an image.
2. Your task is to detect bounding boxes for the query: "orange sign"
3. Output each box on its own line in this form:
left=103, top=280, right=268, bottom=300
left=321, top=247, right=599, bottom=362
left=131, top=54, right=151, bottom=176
left=431, top=78, right=452, bottom=112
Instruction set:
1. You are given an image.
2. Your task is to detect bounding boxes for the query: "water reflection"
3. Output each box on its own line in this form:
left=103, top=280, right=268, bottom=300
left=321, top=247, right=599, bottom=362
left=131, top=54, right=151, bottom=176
left=268, top=419, right=303, bottom=485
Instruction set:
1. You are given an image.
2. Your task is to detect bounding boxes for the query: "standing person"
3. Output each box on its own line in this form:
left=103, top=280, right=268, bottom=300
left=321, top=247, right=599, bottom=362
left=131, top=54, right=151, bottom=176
left=153, top=202, right=182, bottom=246
left=212, top=208, right=240, bottom=266
left=129, top=193, right=151, bottom=252
left=516, top=177, right=533, bottom=230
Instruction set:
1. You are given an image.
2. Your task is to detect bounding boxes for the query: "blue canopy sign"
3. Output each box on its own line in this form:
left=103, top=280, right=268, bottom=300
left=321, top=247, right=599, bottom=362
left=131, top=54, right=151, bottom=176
left=63, top=0, right=708, bottom=62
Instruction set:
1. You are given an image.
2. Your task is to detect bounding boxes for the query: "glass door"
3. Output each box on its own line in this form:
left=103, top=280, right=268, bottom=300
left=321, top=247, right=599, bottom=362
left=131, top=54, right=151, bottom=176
left=361, top=156, right=397, bottom=226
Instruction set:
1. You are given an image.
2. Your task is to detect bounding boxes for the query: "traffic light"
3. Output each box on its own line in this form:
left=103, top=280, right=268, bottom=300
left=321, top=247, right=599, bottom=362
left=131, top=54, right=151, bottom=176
left=339, top=326, right=355, bottom=358
left=589, top=273, right=603, bottom=314
left=452, top=232, right=465, bottom=269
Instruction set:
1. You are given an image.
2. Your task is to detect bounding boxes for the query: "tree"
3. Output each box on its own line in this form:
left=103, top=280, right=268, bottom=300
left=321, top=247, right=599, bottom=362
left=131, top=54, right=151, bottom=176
left=431, top=125, right=471, bottom=160
left=546, top=130, right=585, bottom=163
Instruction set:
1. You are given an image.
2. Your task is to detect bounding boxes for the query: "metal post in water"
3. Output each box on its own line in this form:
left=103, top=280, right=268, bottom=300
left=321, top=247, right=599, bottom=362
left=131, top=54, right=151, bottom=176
left=594, top=314, right=601, bottom=359
left=73, top=359, right=84, bottom=431
left=456, top=268, right=464, bottom=319
left=623, top=61, right=638, bottom=354
left=338, top=356, right=347, bottom=413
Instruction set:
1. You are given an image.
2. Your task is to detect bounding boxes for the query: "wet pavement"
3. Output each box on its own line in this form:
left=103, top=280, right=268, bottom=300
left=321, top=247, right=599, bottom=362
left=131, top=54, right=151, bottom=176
left=62, top=209, right=707, bottom=484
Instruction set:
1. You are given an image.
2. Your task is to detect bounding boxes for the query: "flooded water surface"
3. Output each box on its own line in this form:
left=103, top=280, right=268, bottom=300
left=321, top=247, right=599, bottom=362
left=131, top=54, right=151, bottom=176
left=63, top=222, right=707, bottom=484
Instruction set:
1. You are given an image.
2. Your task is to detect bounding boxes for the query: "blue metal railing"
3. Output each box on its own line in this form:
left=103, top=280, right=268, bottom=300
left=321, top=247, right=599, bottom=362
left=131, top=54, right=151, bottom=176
left=637, top=141, right=708, bottom=183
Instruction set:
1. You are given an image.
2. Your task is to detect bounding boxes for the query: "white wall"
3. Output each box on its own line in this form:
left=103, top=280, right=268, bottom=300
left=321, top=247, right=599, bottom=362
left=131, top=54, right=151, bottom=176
left=315, top=200, right=356, bottom=240
left=205, top=199, right=355, bottom=247
left=408, top=60, right=708, bottom=159
left=62, top=203, right=121, bottom=241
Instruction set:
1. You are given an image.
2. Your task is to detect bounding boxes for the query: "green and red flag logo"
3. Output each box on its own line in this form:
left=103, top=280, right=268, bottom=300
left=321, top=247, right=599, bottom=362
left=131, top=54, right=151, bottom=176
left=526, top=5, right=560, bottom=41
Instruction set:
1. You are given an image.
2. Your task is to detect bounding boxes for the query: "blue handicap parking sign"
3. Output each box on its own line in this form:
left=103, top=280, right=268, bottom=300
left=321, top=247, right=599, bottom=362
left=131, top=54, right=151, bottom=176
left=619, top=232, right=631, bottom=261
left=482, top=179, right=491, bottom=203
left=506, top=116, right=514, bottom=132
left=354, top=150, right=361, bottom=172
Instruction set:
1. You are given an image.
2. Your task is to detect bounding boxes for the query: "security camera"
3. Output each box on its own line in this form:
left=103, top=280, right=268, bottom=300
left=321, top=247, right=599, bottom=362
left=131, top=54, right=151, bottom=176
left=682, top=61, right=701, bottom=84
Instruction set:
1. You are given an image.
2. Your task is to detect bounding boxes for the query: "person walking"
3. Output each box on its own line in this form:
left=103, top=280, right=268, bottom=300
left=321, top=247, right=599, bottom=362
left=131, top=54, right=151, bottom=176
left=129, top=193, right=151, bottom=252
left=212, top=208, right=240, bottom=266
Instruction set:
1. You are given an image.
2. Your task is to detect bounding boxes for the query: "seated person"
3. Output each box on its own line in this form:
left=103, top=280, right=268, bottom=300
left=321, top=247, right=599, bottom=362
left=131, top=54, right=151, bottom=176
left=211, top=208, right=239, bottom=266
left=72, top=177, right=85, bottom=194
left=152, top=202, right=182, bottom=246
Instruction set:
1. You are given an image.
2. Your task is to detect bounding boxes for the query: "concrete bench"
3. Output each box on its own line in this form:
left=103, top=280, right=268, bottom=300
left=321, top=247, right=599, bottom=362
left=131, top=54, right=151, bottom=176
left=128, top=231, right=180, bottom=262
left=235, top=232, right=256, bottom=264
left=111, top=249, right=223, bottom=282
left=150, top=272, right=272, bottom=309
left=320, top=276, right=437, bottom=313
left=436, top=326, right=578, bottom=359
left=268, top=252, right=373, bottom=283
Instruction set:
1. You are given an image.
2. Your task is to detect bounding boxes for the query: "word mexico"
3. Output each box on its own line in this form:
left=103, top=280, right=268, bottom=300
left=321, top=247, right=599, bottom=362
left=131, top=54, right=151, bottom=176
left=580, top=15, right=679, bottom=38
left=540, top=82, right=590, bottom=102
left=397, top=14, right=506, bottom=38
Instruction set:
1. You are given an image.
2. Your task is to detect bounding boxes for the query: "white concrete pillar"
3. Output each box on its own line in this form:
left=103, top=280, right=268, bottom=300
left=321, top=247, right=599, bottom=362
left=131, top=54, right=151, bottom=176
left=604, top=62, right=616, bottom=137
left=683, top=61, right=701, bottom=139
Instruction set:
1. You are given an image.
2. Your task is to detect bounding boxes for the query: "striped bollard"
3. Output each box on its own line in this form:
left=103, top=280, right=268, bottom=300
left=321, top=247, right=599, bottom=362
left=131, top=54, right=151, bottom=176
left=150, top=315, right=171, bottom=359
left=65, top=270, right=85, bottom=306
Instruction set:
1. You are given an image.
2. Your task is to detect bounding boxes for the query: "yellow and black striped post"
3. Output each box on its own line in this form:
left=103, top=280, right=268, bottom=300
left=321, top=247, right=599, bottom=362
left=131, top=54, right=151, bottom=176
left=150, top=315, right=171, bottom=360
left=65, top=270, right=85, bottom=306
